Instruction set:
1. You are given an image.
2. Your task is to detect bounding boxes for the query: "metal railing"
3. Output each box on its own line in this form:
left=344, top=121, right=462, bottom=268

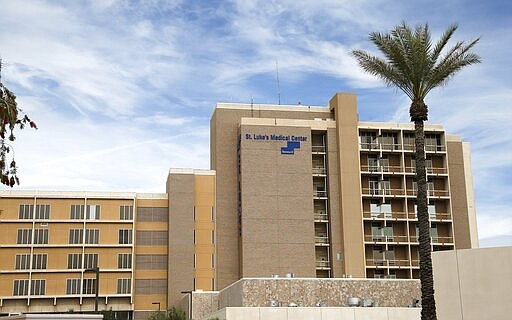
left=366, top=259, right=411, bottom=267
left=316, top=260, right=331, bottom=268
left=364, top=235, right=409, bottom=243
left=362, top=188, right=405, bottom=196
left=409, top=236, right=453, bottom=244
left=314, top=213, right=329, bottom=221
left=404, top=166, right=447, bottom=174
left=315, top=236, right=330, bottom=244
left=312, top=145, right=326, bottom=153
left=363, top=211, right=407, bottom=219
left=313, top=190, right=328, bottom=197
left=405, top=189, right=450, bottom=197
left=361, top=165, right=402, bottom=173
left=312, top=167, right=327, bottom=175
left=425, top=144, right=446, bottom=152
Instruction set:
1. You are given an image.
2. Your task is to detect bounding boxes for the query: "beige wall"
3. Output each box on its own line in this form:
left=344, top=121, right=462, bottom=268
left=433, top=246, right=512, bottom=320
left=330, top=93, right=365, bottom=277
left=239, top=124, right=316, bottom=277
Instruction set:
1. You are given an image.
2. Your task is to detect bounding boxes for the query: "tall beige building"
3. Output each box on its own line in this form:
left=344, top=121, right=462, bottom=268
left=211, top=92, right=478, bottom=285
left=0, top=92, right=478, bottom=318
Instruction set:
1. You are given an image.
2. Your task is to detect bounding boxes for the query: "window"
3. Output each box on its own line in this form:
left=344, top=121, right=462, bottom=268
left=379, top=157, right=390, bottom=172
left=70, top=204, right=100, bottom=220
left=35, top=204, right=50, bottom=220
left=70, top=204, right=85, bottom=219
left=211, top=230, right=215, bottom=244
left=119, top=229, right=132, bottom=244
left=19, top=205, right=34, bottom=219
left=85, top=229, right=99, bottom=244
left=380, top=132, right=397, bottom=150
left=368, top=177, right=379, bottom=194
left=380, top=178, right=391, bottom=195
left=83, top=278, right=97, bottom=294
left=120, top=205, right=133, bottom=220
left=86, top=205, right=100, bottom=220
left=117, top=278, right=131, bottom=294
left=34, top=229, right=48, bottom=244
left=68, top=253, right=82, bottom=269
left=69, top=229, right=83, bottom=244
left=31, top=279, right=46, bottom=295
left=211, top=206, right=215, bottom=221
left=427, top=181, right=435, bottom=196
left=403, top=132, right=415, bottom=149
left=13, top=279, right=29, bottom=296
left=15, top=254, right=31, bottom=270
left=368, top=155, right=378, bottom=171
left=211, top=254, right=215, bottom=268
left=430, top=224, right=438, bottom=243
left=428, top=203, right=436, bottom=219
left=84, top=253, right=98, bottom=269
left=32, top=254, right=48, bottom=269
left=66, top=278, right=81, bottom=294
left=370, top=201, right=392, bottom=218
left=118, top=253, right=132, bottom=269
left=360, top=131, right=377, bottom=148
left=17, top=229, right=32, bottom=244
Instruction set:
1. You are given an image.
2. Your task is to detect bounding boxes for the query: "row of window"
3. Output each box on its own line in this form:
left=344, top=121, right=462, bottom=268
left=12, top=278, right=131, bottom=296
left=14, top=253, right=133, bottom=270
left=16, top=229, right=133, bottom=245
left=17, top=205, right=134, bottom=220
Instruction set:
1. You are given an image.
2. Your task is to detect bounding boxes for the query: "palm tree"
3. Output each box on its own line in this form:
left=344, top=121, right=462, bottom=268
left=352, top=23, right=480, bottom=320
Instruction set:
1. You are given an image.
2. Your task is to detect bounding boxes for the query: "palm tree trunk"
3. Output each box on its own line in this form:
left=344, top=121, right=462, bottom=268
left=414, top=119, right=437, bottom=320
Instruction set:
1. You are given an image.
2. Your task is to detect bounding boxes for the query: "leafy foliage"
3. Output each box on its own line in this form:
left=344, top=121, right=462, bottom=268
left=0, top=60, right=37, bottom=187
left=147, top=307, right=186, bottom=320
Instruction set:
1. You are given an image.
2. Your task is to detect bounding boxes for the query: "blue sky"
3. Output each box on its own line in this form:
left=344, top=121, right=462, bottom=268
left=0, top=0, right=511, bottom=247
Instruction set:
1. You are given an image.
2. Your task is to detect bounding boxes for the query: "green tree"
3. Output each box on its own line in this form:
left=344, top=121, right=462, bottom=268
left=148, top=307, right=186, bottom=320
left=352, top=23, right=480, bottom=320
left=0, top=59, right=37, bottom=187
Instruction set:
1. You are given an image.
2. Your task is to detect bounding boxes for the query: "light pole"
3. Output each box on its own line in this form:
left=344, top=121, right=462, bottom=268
left=152, top=302, right=161, bottom=311
left=181, top=291, right=193, bottom=320
left=85, top=267, right=100, bottom=312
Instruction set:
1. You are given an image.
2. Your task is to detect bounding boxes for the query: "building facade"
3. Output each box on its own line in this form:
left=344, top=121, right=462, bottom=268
left=211, top=92, right=478, bottom=284
left=0, top=169, right=216, bottom=319
left=0, top=92, right=478, bottom=318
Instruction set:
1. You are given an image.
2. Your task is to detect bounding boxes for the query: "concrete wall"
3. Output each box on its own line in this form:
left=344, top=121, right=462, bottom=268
left=202, top=307, right=420, bottom=320
left=433, top=246, right=512, bottom=320
left=239, top=124, right=315, bottom=277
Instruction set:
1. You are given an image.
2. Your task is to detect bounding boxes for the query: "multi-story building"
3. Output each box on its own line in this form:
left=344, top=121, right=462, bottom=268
left=211, top=92, right=478, bottom=284
left=0, top=92, right=478, bottom=318
left=0, top=169, right=216, bottom=319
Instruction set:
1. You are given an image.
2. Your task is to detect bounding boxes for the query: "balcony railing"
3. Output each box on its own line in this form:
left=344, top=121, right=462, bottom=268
left=366, top=259, right=411, bottom=267
left=363, top=211, right=407, bottom=220
left=361, top=165, right=402, bottom=173
left=312, top=167, right=327, bottom=175
left=315, top=236, right=330, bottom=245
left=406, top=189, right=450, bottom=197
left=316, top=260, right=331, bottom=268
left=410, top=236, right=453, bottom=244
left=362, top=188, right=405, bottom=196
left=314, top=212, right=329, bottom=221
left=404, top=166, right=447, bottom=174
left=364, top=235, right=409, bottom=243
left=314, top=190, right=328, bottom=197
left=425, top=144, right=446, bottom=152
left=403, top=143, right=415, bottom=151
left=312, top=145, right=326, bottom=153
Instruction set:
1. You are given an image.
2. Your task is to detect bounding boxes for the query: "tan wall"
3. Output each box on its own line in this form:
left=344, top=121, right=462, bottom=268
left=211, top=105, right=332, bottom=289
left=446, top=138, right=477, bottom=249
left=239, top=124, right=315, bottom=277
left=330, top=93, right=365, bottom=277
left=327, top=128, right=343, bottom=277
left=433, top=247, right=512, bottom=320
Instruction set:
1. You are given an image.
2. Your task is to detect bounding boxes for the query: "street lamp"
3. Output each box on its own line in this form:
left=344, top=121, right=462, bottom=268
left=85, top=267, right=100, bottom=312
left=181, top=291, right=193, bottom=320
left=151, top=302, right=161, bottom=311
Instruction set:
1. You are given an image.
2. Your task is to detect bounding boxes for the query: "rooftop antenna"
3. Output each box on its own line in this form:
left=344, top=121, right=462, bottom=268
left=251, top=96, right=254, bottom=117
left=275, top=60, right=281, bottom=105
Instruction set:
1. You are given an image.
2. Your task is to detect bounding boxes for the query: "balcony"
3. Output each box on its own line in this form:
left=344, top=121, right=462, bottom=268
left=359, top=142, right=402, bottom=151
left=314, top=212, right=329, bottom=221
left=410, top=236, right=453, bottom=245
left=362, top=188, right=405, bottom=197
left=404, top=166, right=447, bottom=175
left=366, top=259, right=411, bottom=267
left=312, top=145, right=326, bottom=153
left=313, top=190, right=328, bottom=198
left=361, top=165, right=402, bottom=174
left=425, top=144, right=446, bottom=152
left=315, top=236, right=330, bottom=245
left=312, top=167, right=327, bottom=175
left=364, top=234, right=409, bottom=243
left=316, top=260, right=331, bottom=269
left=363, top=211, right=407, bottom=220
left=406, top=189, right=450, bottom=197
